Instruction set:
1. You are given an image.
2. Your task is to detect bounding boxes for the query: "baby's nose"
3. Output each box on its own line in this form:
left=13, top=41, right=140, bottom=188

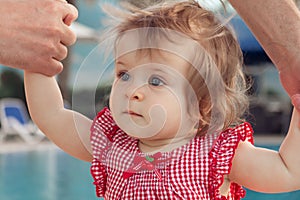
left=127, top=86, right=145, bottom=101
left=131, top=91, right=144, bottom=101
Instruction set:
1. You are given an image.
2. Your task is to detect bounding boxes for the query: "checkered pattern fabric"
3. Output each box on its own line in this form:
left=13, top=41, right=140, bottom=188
left=90, top=107, right=254, bottom=199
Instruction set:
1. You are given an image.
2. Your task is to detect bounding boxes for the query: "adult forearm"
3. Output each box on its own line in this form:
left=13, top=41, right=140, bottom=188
left=229, top=0, right=300, bottom=71
left=229, top=0, right=300, bottom=98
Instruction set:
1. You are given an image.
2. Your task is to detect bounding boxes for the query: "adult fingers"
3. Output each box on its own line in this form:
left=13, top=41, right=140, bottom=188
left=60, top=2, right=78, bottom=46
left=60, top=23, right=77, bottom=46
left=42, top=58, right=64, bottom=76
left=52, top=0, right=78, bottom=24
left=63, top=3, right=78, bottom=26
left=25, top=57, right=63, bottom=76
left=53, top=42, right=68, bottom=61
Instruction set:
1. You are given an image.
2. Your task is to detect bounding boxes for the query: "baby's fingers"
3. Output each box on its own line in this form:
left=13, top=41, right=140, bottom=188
left=291, top=94, right=300, bottom=128
left=292, top=94, right=300, bottom=111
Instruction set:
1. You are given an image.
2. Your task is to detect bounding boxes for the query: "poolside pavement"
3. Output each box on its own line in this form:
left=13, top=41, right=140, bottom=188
left=253, top=134, right=285, bottom=146
left=0, top=134, right=285, bottom=154
left=0, top=139, right=58, bottom=154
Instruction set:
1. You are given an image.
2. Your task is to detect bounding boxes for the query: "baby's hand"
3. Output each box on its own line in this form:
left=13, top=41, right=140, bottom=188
left=292, top=94, right=300, bottom=111
left=292, top=94, right=300, bottom=128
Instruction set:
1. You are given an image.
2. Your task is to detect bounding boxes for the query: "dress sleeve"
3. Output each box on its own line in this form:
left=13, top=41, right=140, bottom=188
left=208, top=122, right=254, bottom=200
left=90, top=107, right=119, bottom=197
left=90, top=107, right=119, bottom=160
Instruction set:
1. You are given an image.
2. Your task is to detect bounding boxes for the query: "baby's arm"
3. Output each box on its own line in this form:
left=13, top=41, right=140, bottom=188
left=229, top=108, right=300, bottom=193
left=24, top=71, right=93, bottom=162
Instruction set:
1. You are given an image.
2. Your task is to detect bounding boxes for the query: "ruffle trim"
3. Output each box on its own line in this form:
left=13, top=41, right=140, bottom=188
left=90, top=107, right=119, bottom=198
left=209, top=122, right=254, bottom=200
left=90, top=107, right=119, bottom=143
left=91, top=159, right=107, bottom=197
left=90, top=107, right=119, bottom=160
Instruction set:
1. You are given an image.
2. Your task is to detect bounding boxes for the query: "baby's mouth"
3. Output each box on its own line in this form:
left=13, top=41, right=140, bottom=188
left=126, top=110, right=143, bottom=117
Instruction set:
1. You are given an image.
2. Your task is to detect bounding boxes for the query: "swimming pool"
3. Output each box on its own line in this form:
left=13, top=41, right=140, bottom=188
left=1, top=145, right=300, bottom=200
left=0, top=148, right=99, bottom=200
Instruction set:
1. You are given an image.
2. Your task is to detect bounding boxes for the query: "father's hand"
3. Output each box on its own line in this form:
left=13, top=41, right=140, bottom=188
left=0, top=0, right=78, bottom=76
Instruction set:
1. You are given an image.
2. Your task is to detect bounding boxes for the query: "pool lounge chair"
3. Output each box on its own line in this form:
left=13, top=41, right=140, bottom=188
left=0, top=98, right=45, bottom=144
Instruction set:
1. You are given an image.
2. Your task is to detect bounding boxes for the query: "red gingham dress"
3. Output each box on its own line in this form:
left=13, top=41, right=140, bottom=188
left=90, top=107, right=254, bottom=199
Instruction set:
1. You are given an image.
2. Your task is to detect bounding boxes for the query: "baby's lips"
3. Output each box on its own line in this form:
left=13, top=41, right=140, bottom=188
left=291, top=94, right=300, bottom=111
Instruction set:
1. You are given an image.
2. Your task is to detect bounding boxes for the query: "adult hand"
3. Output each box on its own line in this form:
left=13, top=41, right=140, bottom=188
left=0, top=0, right=78, bottom=76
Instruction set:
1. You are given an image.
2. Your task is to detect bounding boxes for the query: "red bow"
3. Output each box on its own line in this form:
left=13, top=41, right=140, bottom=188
left=123, top=152, right=171, bottom=181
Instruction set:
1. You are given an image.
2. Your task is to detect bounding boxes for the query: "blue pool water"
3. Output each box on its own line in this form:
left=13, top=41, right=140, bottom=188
left=0, top=149, right=100, bottom=200
left=1, top=145, right=300, bottom=200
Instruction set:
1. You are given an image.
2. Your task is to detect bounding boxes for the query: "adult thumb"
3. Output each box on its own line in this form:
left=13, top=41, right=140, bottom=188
left=63, top=4, right=78, bottom=26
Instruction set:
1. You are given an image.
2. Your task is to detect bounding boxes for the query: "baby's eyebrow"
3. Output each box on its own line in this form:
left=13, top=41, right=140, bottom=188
left=152, top=68, right=169, bottom=75
left=115, top=60, right=126, bottom=66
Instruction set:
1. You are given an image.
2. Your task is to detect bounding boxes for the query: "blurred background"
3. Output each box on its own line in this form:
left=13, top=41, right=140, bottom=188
left=0, top=0, right=300, bottom=200
left=1, top=0, right=297, bottom=134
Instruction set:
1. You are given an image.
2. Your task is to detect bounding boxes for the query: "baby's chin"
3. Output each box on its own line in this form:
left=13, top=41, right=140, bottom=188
left=115, top=114, right=167, bottom=139
left=123, top=129, right=161, bottom=140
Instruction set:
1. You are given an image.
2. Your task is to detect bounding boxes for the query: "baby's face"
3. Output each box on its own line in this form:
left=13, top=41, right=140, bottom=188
left=109, top=50, right=199, bottom=141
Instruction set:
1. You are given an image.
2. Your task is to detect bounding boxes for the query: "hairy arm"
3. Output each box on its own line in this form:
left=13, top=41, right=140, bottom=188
left=230, top=109, right=300, bottom=192
left=24, top=71, right=93, bottom=162
left=229, top=0, right=300, bottom=100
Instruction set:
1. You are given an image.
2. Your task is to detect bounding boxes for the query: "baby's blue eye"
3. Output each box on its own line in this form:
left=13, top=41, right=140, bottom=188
left=119, top=72, right=130, bottom=81
left=149, top=76, right=164, bottom=86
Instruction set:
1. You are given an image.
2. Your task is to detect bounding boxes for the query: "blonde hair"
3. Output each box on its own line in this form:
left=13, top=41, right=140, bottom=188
left=106, top=0, right=249, bottom=136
